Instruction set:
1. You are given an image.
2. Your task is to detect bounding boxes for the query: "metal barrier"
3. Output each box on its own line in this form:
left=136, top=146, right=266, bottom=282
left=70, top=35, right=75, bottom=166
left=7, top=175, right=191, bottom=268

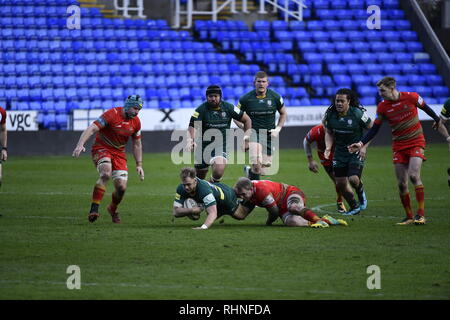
left=114, top=0, right=146, bottom=18
left=173, top=0, right=306, bottom=29
left=259, top=0, right=306, bottom=22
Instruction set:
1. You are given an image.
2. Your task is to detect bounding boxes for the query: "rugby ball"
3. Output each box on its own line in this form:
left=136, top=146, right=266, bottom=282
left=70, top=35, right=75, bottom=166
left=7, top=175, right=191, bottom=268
left=184, top=198, right=201, bottom=220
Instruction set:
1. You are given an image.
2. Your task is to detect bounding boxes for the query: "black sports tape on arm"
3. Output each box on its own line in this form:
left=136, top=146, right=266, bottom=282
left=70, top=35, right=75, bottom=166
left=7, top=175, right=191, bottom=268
left=421, top=103, right=441, bottom=123
left=361, top=122, right=381, bottom=145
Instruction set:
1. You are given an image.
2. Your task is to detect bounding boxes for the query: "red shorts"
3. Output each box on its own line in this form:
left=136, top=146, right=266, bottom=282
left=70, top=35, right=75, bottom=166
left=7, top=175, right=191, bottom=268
left=92, top=147, right=128, bottom=171
left=318, top=151, right=333, bottom=167
left=393, top=146, right=426, bottom=164
left=278, top=186, right=306, bottom=216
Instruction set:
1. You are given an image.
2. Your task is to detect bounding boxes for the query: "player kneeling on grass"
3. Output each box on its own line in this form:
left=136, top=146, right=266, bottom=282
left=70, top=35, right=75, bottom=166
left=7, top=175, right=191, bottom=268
left=72, top=95, right=145, bottom=224
left=173, top=167, right=244, bottom=230
left=233, top=177, right=347, bottom=228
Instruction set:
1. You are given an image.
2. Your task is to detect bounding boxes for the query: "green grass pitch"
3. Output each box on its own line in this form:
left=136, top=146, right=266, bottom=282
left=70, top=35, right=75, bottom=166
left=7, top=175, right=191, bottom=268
left=0, top=144, right=449, bottom=300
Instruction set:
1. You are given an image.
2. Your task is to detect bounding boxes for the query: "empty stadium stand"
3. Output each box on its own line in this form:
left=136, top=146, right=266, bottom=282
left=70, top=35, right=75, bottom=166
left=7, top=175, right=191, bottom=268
left=0, top=0, right=448, bottom=130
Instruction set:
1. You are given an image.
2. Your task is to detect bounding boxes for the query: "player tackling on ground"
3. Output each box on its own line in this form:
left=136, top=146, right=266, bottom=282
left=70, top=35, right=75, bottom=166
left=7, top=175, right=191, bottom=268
left=173, top=167, right=244, bottom=229
left=348, top=77, right=443, bottom=225
left=233, top=177, right=348, bottom=228
left=72, top=95, right=145, bottom=223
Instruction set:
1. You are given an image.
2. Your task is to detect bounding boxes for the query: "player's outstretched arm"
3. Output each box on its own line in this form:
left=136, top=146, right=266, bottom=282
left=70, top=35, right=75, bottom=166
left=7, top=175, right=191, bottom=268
left=173, top=205, right=203, bottom=218
left=72, top=123, right=99, bottom=157
left=265, top=205, right=280, bottom=226
left=348, top=121, right=381, bottom=153
left=193, top=205, right=218, bottom=230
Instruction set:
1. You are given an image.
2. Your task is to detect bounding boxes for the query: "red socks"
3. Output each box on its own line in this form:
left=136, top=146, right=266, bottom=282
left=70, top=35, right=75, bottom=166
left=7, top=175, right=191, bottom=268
left=415, top=185, right=425, bottom=216
left=92, top=184, right=106, bottom=205
left=400, top=192, right=413, bottom=219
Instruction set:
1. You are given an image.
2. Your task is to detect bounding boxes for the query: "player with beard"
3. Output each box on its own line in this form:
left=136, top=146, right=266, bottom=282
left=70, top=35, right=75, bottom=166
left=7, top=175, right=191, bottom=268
left=186, top=85, right=252, bottom=182
left=72, top=95, right=145, bottom=223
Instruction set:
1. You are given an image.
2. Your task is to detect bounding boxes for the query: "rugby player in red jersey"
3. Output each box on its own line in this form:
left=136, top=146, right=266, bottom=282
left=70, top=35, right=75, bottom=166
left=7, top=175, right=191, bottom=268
left=72, top=95, right=145, bottom=223
left=0, top=106, right=7, bottom=189
left=233, top=177, right=347, bottom=228
left=303, top=124, right=366, bottom=213
left=348, top=77, right=443, bottom=225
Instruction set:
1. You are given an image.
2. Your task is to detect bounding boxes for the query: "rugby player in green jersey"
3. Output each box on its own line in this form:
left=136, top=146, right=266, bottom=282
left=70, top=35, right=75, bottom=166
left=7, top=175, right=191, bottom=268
left=172, top=167, right=247, bottom=230
left=323, top=88, right=373, bottom=216
left=438, top=97, right=450, bottom=185
left=186, top=85, right=252, bottom=182
left=438, top=97, right=450, bottom=148
left=235, top=71, right=287, bottom=180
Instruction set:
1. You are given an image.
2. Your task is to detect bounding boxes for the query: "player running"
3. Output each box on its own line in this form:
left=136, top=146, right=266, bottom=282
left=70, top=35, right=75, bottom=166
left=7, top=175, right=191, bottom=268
left=173, top=167, right=244, bottom=230
left=72, top=95, right=145, bottom=223
left=186, top=85, right=252, bottom=182
left=323, top=88, right=373, bottom=216
left=233, top=177, right=348, bottom=228
left=303, top=124, right=357, bottom=213
left=348, top=77, right=443, bottom=225
left=236, top=71, right=287, bottom=180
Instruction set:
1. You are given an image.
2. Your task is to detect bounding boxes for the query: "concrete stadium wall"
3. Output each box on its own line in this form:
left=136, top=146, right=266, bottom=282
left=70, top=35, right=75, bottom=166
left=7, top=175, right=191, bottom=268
left=8, top=121, right=445, bottom=156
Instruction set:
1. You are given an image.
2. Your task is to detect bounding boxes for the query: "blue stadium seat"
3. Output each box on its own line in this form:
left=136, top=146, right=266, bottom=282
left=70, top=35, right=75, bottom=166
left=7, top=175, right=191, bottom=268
left=360, top=96, right=377, bottom=106
left=307, top=20, right=324, bottom=31
left=383, top=0, right=400, bottom=9
left=272, top=20, right=289, bottom=31
left=352, top=75, right=372, bottom=86
left=311, top=31, right=330, bottom=42
left=298, top=41, right=316, bottom=52
left=303, top=53, right=323, bottom=64
left=322, top=52, right=341, bottom=63
left=396, top=20, right=412, bottom=30
left=313, top=0, right=329, bottom=9
left=294, top=31, right=312, bottom=41
left=383, top=63, right=403, bottom=74
left=334, top=42, right=353, bottom=53
left=329, top=30, right=347, bottom=41
left=347, top=64, right=366, bottom=74
left=316, top=42, right=335, bottom=53
left=415, top=86, right=433, bottom=97
left=401, top=64, right=419, bottom=74
left=369, top=41, right=387, bottom=52
left=358, top=85, right=378, bottom=97
left=333, top=74, right=352, bottom=87
left=348, top=0, right=364, bottom=9
left=407, top=74, right=428, bottom=86
left=316, top=9, right=335, bottom=20
left=321, top=20, right=341, bottom=31
left=395, top=52, right=414, bottom=63
left=388, top=41, right=407, bottom=52
left=328, top=64, right=347, bottom=74
left=433, top=86, right=450, bottom=97
left=425, top=75, right=444, bottom=86
left=418, top=63, right=437, bottom=74
left=289, top=20, right=306, bottom=31
left=406, top=41, right=424, bottom=52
